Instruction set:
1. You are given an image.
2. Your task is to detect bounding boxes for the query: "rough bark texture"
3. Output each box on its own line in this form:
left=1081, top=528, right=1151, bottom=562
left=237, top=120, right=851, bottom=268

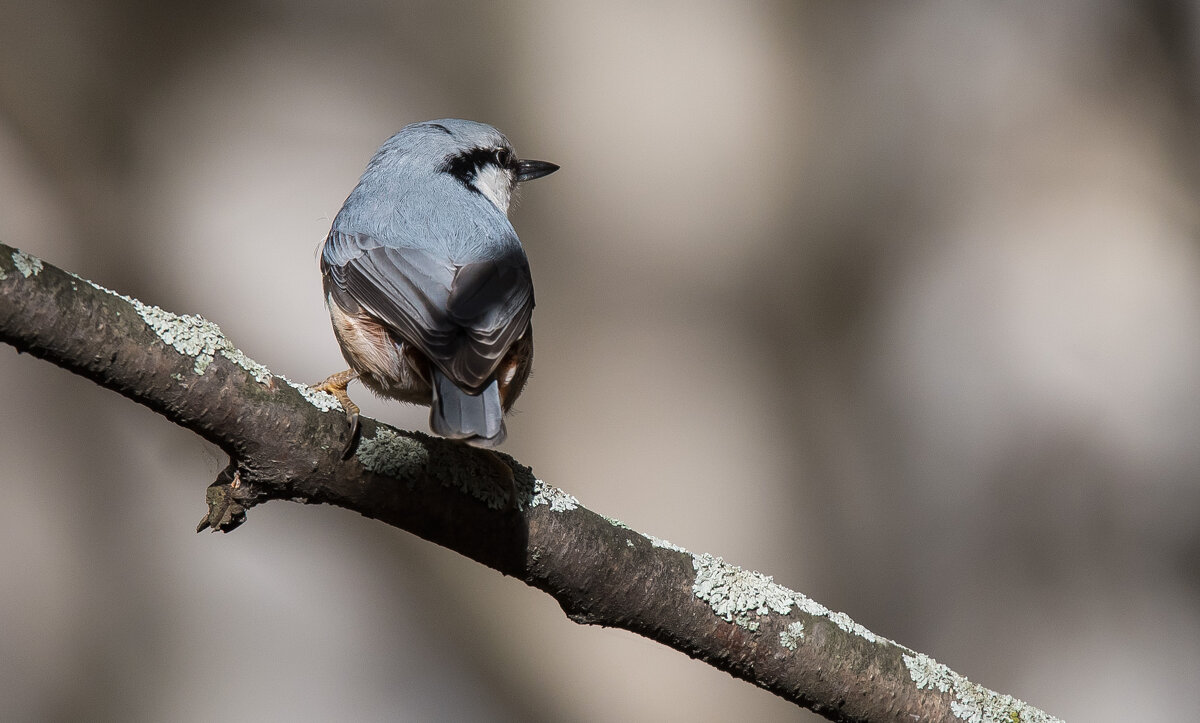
left=0, top=243, right=1062, bottom=723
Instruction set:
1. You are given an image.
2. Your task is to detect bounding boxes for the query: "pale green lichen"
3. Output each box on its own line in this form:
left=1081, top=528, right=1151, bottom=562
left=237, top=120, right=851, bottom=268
left=903, top=652, right=1063, bottom=723
left=643, top=533, right=688, bottom=553
left=691, top=552, right=875, bottom=642
left=904, top=652, right=955, bottom=693
left=78, top=276, right=338, bottom=413
left=734, top=613, right=761, bottom=631
left=356, top=427, right=429, bottom=479
left=691, top=557, right=1061, bottom=720
left=828, top=610, right=878, bottom=643
left=135, top=304, right=252, bottom=378
left=85, top=277, right=268, bottom=379
left=610, top=520, right=691, bottom=557
left=691, top=553, right=797, bottom=622
left=603, top=515, right=632, bottom=530
left=779, top=621, right=805, bottom=651
left=219, top=345, right=272, bottom=384
left=356, top=428, right=520, bottom=509
left=12, top=250, right=43, bottom=278
left=282, top=377, right=342, bottom=412
left=450, top=466, right=510, bottom=510
left=793, top=593, right=831, bottom=618
left=529, top=479, right=579, bottom=511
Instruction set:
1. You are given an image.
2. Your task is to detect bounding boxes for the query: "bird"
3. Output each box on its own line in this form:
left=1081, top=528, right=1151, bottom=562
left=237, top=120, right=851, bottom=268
left=314, top=119, right=558, bottom=451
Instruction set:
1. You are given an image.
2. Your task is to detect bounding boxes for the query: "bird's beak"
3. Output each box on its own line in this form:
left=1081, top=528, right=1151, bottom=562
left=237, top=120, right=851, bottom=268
left=514, top=159, right=559, bottom=182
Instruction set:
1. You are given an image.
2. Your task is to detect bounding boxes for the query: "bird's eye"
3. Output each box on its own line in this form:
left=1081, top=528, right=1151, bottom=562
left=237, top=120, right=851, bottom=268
left=494, top=148, right=512, bottom=167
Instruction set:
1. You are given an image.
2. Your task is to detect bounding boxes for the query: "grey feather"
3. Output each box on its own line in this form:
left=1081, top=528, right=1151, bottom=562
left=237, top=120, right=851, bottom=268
left=430, top=371, right=506, bottom=446
left=321, top=120, right=535, bottom=393
left=320, top=118, right=554, bottom=444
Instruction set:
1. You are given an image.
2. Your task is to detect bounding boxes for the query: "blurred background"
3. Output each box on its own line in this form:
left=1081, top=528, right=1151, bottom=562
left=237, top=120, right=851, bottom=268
left=1, top=1, right=1198, bottom=721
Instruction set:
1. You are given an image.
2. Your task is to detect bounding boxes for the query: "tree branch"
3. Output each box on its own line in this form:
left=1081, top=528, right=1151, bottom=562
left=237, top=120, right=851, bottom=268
left=0, top=242, right=1061, bottom=723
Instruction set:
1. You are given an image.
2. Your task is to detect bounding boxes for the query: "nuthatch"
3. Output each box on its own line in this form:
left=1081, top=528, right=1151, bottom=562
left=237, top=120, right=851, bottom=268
left=315, top=119, right=558, bottom=450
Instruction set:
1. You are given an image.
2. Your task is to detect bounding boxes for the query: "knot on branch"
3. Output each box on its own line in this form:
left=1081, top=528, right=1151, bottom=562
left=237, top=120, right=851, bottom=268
left=197, top=465, right=249, bottom=533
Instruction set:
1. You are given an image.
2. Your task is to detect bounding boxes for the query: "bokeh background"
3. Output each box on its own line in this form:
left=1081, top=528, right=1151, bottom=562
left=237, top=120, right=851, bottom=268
left=2, top=2, right=1199, bottom=721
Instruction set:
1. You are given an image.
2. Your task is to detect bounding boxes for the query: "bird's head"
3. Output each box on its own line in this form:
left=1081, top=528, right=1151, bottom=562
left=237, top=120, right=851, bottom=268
left=379, top=119, right=558, bottom=214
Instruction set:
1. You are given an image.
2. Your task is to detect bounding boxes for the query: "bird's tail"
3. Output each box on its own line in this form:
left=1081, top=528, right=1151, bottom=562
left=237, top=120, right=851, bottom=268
left=430, top=370, right=506, bottom=447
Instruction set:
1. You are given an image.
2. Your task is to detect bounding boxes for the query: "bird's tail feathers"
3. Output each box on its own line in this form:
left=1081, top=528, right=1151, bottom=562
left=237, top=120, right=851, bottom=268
left=430, top=371, right=506, bottom=447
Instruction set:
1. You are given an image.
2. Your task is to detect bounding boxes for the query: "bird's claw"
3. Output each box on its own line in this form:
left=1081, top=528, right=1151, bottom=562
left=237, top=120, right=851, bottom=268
left=342, top=410, right=361, bottom=459
left=313, top=370, right=362, bottom=458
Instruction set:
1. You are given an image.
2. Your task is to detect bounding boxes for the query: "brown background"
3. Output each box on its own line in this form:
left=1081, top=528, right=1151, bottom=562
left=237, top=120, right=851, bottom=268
left=1, top=2, right=1198, bottom=721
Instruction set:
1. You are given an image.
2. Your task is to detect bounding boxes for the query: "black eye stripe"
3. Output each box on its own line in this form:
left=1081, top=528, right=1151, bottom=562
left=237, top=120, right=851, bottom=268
left=440, top=147, right=513, bottom=192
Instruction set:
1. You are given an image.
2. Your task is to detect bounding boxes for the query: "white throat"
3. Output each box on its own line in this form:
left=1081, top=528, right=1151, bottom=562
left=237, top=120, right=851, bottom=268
left=471, top=164, right=513, bottom=213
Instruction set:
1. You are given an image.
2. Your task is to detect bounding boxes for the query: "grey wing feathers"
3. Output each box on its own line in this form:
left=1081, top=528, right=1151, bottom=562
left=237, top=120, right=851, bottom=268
left=446, top=257, right=534, bottom=384
left=322, top=230, right=533, bottom=392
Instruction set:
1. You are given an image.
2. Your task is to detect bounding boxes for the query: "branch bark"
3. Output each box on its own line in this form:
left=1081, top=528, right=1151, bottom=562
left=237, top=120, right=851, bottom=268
left=0, top=242, right=1061, bottom=723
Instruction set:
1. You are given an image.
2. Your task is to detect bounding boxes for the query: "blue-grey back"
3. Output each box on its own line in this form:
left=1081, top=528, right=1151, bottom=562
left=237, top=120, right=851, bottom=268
left=329, top=121, right=525, bottom=265
left=320, top=120, right=537, bottom=392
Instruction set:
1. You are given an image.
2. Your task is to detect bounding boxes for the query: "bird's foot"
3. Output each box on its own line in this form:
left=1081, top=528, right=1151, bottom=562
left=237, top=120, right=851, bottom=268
left=313, top=369, right=361, bottom=458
